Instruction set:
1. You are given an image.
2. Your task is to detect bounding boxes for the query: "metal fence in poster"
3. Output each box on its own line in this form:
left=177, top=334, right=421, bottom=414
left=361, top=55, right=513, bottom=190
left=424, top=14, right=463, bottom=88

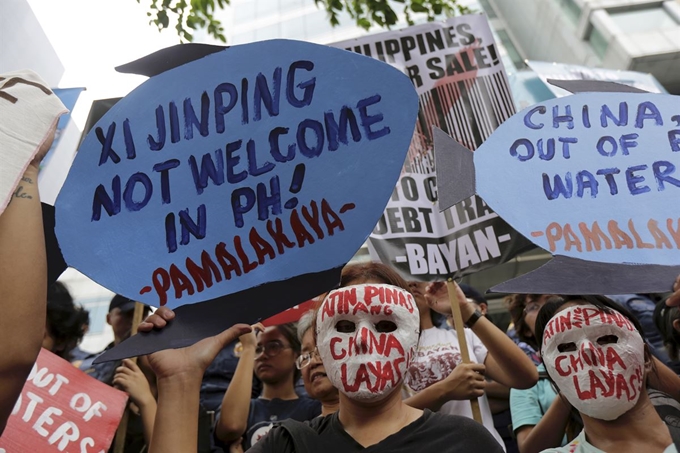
left=332, top=14, right=533, bottom=280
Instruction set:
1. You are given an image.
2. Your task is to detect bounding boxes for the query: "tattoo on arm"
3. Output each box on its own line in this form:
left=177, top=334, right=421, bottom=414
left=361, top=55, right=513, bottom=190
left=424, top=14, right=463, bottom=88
left=21, top=176, right=33, bottom=184
left=12, top=185, right=33, bottom=200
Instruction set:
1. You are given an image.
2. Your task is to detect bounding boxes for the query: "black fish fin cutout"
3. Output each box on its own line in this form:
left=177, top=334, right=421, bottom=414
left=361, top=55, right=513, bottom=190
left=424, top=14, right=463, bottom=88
left=490, top=255, right=680, bottom=295
left=115, top=43, right=228, bottom=77
left=546, top=79, right=649, bottom=94
left=94, top=266, right=342, bottom=363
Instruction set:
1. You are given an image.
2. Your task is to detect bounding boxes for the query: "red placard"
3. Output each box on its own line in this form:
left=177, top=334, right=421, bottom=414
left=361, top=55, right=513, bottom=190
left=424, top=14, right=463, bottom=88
left=261, top=299, right=317, bottom=327
left=0, top=348, right=127, bottom=453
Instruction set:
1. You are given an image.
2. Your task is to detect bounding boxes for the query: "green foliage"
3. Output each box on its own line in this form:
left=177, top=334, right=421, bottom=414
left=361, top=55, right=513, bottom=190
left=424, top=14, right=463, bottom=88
left=140, top=0, right=472, bottom=43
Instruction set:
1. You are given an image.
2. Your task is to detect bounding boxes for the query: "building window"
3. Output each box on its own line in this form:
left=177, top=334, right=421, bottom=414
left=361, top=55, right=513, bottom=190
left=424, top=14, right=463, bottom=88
left=609, top=6, right=678, bottom=33
left=478, top=0, right=497, bottom=19
left=495, top=29, right=526, bottom=69
left=556, top=0, right=581, bottom=25
left=589, top=24, right=608, bottom=59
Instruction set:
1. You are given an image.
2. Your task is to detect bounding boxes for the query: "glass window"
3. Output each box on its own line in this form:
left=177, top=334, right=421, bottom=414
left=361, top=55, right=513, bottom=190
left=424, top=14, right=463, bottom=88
left=478, top=0, right=497, bottom=19
left=610, top=7, right=678, bottom=33
left=232, top=30, right=256, bottom=44
left=496, top=29, right=526, bottom=69
left=554, top=0, right=581, bottom=25
left=589, top=25, right=608, bottom=59
left=305, top=10, right=333, bottom=36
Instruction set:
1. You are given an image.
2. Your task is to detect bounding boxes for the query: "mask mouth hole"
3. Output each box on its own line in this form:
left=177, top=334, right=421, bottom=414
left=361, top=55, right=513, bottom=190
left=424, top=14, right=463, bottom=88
left=557, top=342, right=577, bottom=352
left=597, top=334, right=618, bottom=345
left=335, top=320, right=356, bottom=333
left=375, top=320, right=397, bottom=333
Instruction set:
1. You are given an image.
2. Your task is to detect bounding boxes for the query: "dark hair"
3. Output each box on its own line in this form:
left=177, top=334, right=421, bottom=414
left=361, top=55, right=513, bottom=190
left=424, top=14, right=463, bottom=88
left=259, top=322, right=302, bottom=383
left=46, top=282, right=90, bottom=360
left=504, top=293, right=549, bottom=350
left=654, top=299, right=680, bottom=361
left=459, top=284, right=487, bottom=306
left=340, top=262, right=410, bottom=290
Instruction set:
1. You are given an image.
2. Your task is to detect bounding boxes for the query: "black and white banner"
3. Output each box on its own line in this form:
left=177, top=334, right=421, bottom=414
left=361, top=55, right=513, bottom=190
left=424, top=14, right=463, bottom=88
left=333, top=14, right=534, bottom=280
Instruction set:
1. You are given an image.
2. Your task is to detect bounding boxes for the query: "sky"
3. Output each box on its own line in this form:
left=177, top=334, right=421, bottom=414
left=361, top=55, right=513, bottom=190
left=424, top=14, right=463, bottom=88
left=27, top=0, right=184, bottom=128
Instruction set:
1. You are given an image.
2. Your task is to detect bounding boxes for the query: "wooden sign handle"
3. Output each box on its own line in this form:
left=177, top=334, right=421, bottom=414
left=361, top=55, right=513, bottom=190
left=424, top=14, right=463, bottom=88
left=446, top=279, right=483, bottom=424
left=113, top=302, right=146, bottom=453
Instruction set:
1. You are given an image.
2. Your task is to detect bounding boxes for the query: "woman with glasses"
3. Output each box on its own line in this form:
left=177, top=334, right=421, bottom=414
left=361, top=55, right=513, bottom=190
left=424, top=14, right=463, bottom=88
left=296, top=310, right=340, bottom=416
left=214, top=322, right=321, bottom=451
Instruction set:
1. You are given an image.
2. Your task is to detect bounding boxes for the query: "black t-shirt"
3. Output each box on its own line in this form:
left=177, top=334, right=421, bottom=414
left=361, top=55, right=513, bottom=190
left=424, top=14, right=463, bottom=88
left=215, top=396, right=321, bottom=450
left=247, top=409, right=504, bottom=453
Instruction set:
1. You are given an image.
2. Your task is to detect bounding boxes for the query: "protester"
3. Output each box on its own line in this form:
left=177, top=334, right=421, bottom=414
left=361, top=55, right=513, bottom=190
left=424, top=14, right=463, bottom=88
left=250, top=262, right=504, bottom=452
left=43, top=281, right=89, bottom=361
left=0, top=109, right=59, bottom=434
left=607, top=293, right=677, bottom=369
left=655, top=297, right=680, bottom=364
left=667, top=275, right=680, bottom=307
left=213, top=322, right=320, bottom=450
left=403, top=281, right=537, bottom=450
left=113, top=358, right=158, bottom=446
left=505, top=294, right=553, bottom=365
left=80, top=294, right=150, bottom=384
left=140, top=321, right=253, bottom=453
left=508, top=294, right=580, bottom=453
left=296, top=310, right=339, bottom=416
left=536, top=295, right=680, bottom=453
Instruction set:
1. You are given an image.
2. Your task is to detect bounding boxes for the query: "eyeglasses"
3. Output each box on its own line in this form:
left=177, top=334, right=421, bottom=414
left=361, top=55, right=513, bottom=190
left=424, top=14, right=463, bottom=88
left=524, top=302, right=543, bottom=314
left=295, top=347, right=320, bottom=370
left=255, top=341, right=291, bottom=358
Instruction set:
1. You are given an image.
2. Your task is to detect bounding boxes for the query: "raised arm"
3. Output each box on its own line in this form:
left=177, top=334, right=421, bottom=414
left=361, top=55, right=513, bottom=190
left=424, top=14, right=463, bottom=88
left=0, top=127, right=57, bottom=433
left=403, top=362, right=487, bottom=410
left=146, top=323, right=252, bottom=453
left=427, top=281, right=538, bottom=389
left=215, top=324, right=263, bottom=443
left=113, top=358, right=158, bottom=445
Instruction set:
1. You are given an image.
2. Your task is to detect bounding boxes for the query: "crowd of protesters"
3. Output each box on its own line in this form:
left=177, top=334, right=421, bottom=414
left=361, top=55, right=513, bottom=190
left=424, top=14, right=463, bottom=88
left=3, top=100, right=680, bottom=453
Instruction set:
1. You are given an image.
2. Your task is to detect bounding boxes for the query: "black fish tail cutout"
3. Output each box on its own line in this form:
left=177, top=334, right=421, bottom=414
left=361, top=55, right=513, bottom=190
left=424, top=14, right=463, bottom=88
left=433, top=127, right=476, bottom=212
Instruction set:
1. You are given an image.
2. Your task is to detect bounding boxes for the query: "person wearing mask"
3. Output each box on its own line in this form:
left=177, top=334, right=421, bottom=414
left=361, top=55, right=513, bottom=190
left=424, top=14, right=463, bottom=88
left=536, top=296, right=680, bottom=453
left=139, top=263, right=504, bottom=452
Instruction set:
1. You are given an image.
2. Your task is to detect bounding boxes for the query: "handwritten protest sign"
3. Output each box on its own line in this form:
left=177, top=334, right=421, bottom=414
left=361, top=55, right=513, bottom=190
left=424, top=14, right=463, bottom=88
left=0, top=349, right=127, bottom=453
left=436, top=90, right=680, bottom=293
left=332, top=15, right=532, bottom=281
left=56, top=39, right=419, bottom=310
left=475, top=92, right=680, bottom=265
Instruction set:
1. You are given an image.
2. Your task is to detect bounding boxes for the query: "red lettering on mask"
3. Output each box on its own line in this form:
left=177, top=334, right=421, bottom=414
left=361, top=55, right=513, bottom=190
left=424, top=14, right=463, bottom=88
left=330, top=337, right=346, bottom=360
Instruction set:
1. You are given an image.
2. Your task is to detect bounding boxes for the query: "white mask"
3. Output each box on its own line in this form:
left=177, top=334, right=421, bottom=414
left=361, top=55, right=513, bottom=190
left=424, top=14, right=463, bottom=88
left=542, top=304, right=645, bottom=421
left=316, top=283, right=420, bottom=402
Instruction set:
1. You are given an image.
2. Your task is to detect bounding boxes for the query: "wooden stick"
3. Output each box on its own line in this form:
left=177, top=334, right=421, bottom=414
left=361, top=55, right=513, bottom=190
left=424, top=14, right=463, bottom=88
left=446, top=279, right=483, bottom=424
left=113, top=302, right=146, bottom=453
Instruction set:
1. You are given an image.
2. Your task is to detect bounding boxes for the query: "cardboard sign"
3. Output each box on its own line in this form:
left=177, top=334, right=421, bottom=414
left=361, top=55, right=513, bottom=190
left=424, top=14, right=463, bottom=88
left=475, top=92, right=680, bottom=266
left=0, top=349, right=127, bottom=453
left=56, top=39, right=418, bottom=310
left=332, top=15, right=532, bottom=281
left=436, top=90, right=680, bottom=293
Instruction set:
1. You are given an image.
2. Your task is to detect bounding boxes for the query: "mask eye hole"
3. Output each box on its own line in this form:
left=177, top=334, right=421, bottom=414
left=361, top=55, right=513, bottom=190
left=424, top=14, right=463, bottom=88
left=375, top=320, right=397, bottom=333
left=597, top=335, right=618, bottom=345
left=335, top=320, right=356, bottom=333
left=557, top=342, right=577, bottom=353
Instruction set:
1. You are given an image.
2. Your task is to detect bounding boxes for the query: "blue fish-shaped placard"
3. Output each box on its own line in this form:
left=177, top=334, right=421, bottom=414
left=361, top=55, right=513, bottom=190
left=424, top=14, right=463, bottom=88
left=436, top=83, right=680, bottom=294
left=56, top=40, right=417, bottom=324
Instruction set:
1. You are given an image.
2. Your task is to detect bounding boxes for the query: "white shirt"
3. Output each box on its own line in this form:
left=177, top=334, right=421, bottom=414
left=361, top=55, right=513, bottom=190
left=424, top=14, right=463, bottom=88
left=542, top=430, right=678, bottom=453
left=404, top=326, right=505, bottom=450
